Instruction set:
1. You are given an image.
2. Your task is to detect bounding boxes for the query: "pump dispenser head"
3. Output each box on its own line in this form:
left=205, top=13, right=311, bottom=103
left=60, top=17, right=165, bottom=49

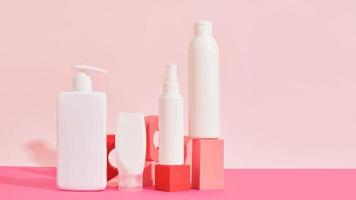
left=73, top=65, right=107, bottom=92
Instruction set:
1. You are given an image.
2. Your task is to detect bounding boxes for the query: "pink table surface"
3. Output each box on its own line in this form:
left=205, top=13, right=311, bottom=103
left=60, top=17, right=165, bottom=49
left=0, top=167, right=356, bottom=200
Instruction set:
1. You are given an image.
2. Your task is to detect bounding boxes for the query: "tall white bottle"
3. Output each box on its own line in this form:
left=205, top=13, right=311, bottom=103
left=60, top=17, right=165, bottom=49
left=188, top=20, right=220, bottom=138
left=57, top=65, right=107, bottom=190
left=159, top=64, right=184, bottom=165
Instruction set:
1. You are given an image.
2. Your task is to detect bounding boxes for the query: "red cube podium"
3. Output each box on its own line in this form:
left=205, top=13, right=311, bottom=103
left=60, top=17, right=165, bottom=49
left=154, top=164, right=190, bottom=192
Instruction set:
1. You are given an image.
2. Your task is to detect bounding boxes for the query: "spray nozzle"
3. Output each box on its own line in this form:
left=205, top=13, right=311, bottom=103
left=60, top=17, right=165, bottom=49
left=73, top=65, right=107, bottom=92
left=161, top=64, right=181, bottom=96
left=164, top=64, right=178, bottom=82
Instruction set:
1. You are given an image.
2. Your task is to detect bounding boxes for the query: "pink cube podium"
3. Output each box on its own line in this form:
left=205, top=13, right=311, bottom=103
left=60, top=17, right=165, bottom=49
left=184, top=136, right=193, bottom=182
left=192, top=139, right=224, bottom=190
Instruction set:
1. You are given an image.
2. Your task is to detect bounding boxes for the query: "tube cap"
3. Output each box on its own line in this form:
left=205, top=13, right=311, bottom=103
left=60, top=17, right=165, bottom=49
left=119, top=174, right=143, bottom=191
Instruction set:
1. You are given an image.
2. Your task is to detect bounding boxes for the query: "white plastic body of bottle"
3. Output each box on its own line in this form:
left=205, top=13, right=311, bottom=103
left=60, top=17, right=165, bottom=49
left=158, top=64, right=184, bottom=165
left=57, top=91, right=107, bottom=190
left=188, top=21, right=220, bottom=139
left=116, top=113, right=146, bottom=191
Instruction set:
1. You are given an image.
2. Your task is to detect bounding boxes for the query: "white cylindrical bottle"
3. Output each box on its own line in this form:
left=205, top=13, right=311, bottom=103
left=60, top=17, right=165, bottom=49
left=159, top=64, right=184, bottom=165
left=57, top=65, right=107, bottom=191
left=188, top=20, right=220, bottom=138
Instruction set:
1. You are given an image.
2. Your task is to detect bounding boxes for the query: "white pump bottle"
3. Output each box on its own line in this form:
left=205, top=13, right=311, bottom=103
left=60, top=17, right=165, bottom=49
left=57, top=65, right=107, bottom=190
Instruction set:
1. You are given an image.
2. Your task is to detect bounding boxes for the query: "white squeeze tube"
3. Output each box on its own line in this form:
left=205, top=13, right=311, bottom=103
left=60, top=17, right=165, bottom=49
left=116, top=113, right=146, bottom=191
left=159, top=64, right=184, bottom=165
left=188, top=20, right=220, bottom=138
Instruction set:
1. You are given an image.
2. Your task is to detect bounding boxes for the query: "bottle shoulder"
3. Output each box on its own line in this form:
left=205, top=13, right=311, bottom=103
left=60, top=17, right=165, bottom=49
left=189, top=36, right=219, bottom=51
left=190, top=36, right=218, bottom=44
left=58, top=91, right=106, bottom=98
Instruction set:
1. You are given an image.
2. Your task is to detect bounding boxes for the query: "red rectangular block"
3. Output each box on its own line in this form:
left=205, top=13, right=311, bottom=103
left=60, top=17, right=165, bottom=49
left=184, top=136, right=193, bottom=165
left=107, top=134, right=117, bottom=181
left=192, top=139, right=224, bottom=190
left=155, top=164, right=190, bottom=192
left=145, top=116, right=159, bottom=161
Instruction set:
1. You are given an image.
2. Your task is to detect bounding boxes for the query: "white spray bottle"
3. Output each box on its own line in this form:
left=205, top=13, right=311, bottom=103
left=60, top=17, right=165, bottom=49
left=159, top=64, right=184, bottom=165
left=57, top=65, right=107, bottom=190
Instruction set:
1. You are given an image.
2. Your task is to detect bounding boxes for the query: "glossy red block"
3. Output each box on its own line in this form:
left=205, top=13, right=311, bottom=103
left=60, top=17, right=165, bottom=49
left=106, top=134, right=117, bottom=181
left=145, top=115, right=159, bottom=161
left=155, top=164, right=190, bottom=192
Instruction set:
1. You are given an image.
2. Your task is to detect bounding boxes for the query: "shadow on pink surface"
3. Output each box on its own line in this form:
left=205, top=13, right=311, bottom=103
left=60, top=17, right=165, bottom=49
left=19, top=167, right=56, bottom=177
left=0, top=176, right=56, bottom=190
left=0, top=167, right=56, bottom=190
left=24, top=140, right=56, bottom=166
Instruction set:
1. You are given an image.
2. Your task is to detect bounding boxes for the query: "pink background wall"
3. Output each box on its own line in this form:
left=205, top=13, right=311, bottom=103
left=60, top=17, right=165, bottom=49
left=0, top=0, right=355, bottom=168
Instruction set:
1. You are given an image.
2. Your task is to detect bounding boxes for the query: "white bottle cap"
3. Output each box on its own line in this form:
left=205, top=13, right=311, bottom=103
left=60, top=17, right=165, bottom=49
left=194, top=20, right=212, bottom=36
left=73, top=65, right=107, bottom=92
